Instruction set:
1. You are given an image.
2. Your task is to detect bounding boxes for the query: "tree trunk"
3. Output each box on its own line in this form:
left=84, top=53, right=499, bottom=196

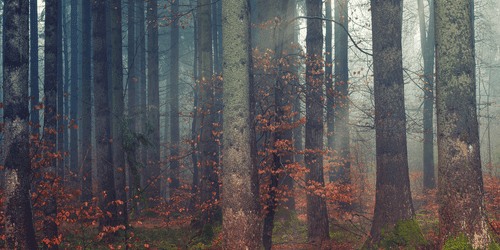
left=70, top=0, right=79, bottom=181
left=418, top=0, right=435, bottom=191
left=147, top=0, right=160, bottom=207
left=198, top=0, right=219, bottom=223
left=190, top=0, right=199, bottom=210
left=305, top=0, right=329, bottom=244
left=138, top=0, right=147, bottom=198
left=93, top=0, right=118, bottom=230
left=127, top=0, right=136, bottom=203
left=169, top=0, right=180, bottom=199
left=325, top=0, right=334, bottom=184
left=111, top=0, right=127, bottom=224
left=222, top=0, right=262, bottom=248
left=81, top=0, right=92, bottom=206
left=57, top=0, right=65, bottom=182
left=3, top=0, right=38, bottom=246
left=333, top=0, right=351, bottom=211
left=435, top=0, right=494, bottom=248
left=43, top=0, right=59, bottom=247
left=30, top=0, right=39, bottom=137
left=368, top=0, right=425, bottom=247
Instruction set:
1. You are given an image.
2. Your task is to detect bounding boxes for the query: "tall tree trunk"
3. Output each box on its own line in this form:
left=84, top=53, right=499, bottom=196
left=222, top=0, right=262, bottom=247
left=138, top=0, right=147, bottom=194
left=190, top=0, right=200, bottom=209
left=43, top=0, right=59, bottom=247
left=325, top=0, right=334, bottom=184
left=57, top=0, right=65, bottom=181
left=93, top=0, right=117, bottom=230
left=368, top=0, right=425, bottom=247
left=147, top=0, right=160, bottom=207
left=262, top=1, right=295, bottom=249
left=3, top=0, right=38, bottom=247
left=169, top=0, right=180, bottom=199
left=30, top=0, right=39, bottom=137
left=334, top=0, right=351, bottom=211
left=111, top=0, right=127, bottom=224
left=198, top=0, right=219, bottom=223
left=63, top=6, right=69, bottom=180
left=70, top=0, right=79, bottom=181
left=435, top=0, right=494, bottom=248
left=127, top=0, right=137, bottom=204
left=81, top=0, right=92, bottom=205
left=418, top=0, right=435, bottom=191
left=305, top=0, right=329, bottom=244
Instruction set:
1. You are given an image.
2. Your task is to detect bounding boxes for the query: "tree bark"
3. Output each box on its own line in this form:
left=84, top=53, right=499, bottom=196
left=147, top=0, right=160, bottom=207
left=81, top=0, right=92, bottom=206
left=57, top=0, right=65, bottom=183
left=222, top=0, right=262, bottom=248
left=30, top=0, right=39, bottom=137
left=435, top=0, right=493, bottom=248
left=368, top=0, right=424, bottom=247
left=93, top=0, right=118, bottom=230
left=325, top=0, right=334, bottom=184
left=333, top=0, right=351, bottom=212
left=127, top=0, right=136, bottom=203
left=198, top=0, right=219, bottom=222
left=170, top=0, right=180, bottom=199
left=111, top=0, right=127, bottom=224
left=305, top=0, right=329, bottom=244
left=3, top=0, right=38, bottom=246
left=43, top=0, right=59, bottom=247
left=70, top=0, right=79, bottom=181
left=418, top=0, right=436, bottom=191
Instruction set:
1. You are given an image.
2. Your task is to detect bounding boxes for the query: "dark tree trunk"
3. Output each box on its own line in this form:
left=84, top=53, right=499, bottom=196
left=325, top=0, right=334, bottom=184
left=189, top=0, right=199, bottom=210
left=111, top=0, right=127, bottom=224
left=138, top=0, right=147, bottom=196
left=435, top=0, right=493, bottom=248
left=3, top=0, right=38, bottom=247
left=70, top=0, right=79, bottom=181
left=169, top=0, right=180, bottom=199
left=418, top=0, right=436, bottom=192
left=42, top=0, right=59, bottom=247
left=305, top=0, right=329, bottom=244
left=146, top=0, right=160, bottom=207
left=93, top=0, right=118, bottom=230
left=198, top=0, right=219, bottom=223
left=63, top=6, right=69, bottom=180
left=333, top=0, right=351, bottom=212
left=30, top=0, right=39, bottom=137
left=81, top=0, right=92, bottom=205
left=127, top=0, right=136, bottom=203
left=368, top=0, right=425, bottom=247
left=57, top=0, right=65, bottom=181
left=222, top=0, right=262, bottom=247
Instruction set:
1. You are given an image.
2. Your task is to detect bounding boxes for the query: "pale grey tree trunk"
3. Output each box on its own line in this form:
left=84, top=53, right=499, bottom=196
left=222, top=0, right=262, bottom=248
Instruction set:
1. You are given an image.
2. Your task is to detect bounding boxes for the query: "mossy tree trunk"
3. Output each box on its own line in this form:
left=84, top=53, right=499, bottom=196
left=435, top=0, right=493, bottom=248
left=221, top=0, right=262, bottom=248
left=3, top=0, right=38, bottom=246
left=368, top=0, right=423, bottom=247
